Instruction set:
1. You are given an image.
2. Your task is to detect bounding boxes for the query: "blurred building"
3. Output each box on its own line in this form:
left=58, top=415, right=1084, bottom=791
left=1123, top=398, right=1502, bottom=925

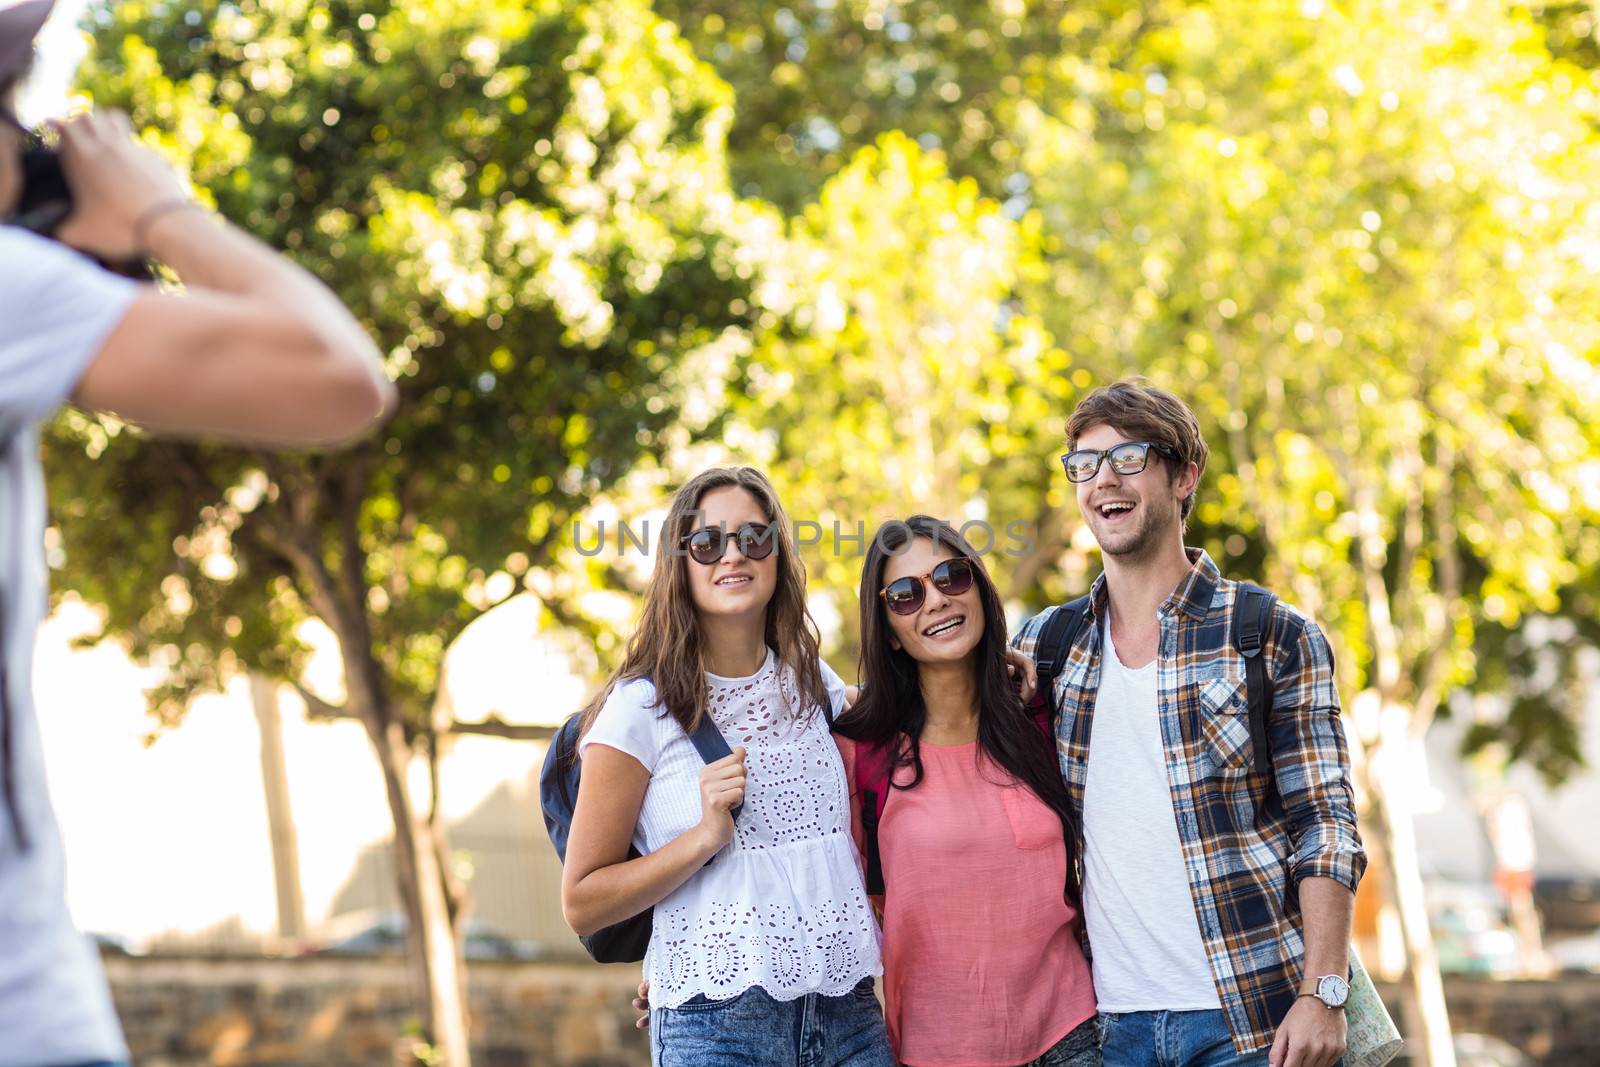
left=36, top=595, right=582, bottom=958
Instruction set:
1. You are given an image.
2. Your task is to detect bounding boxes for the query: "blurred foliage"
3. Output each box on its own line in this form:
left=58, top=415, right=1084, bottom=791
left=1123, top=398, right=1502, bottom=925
left=653, top=0, right=1078, bottom=210
left=1533, top=0, right=1600, bottom=75
left=1005, top=0, right=1600, bottom=774
left=49, top=0, right=759, bottom=730
left=722, top=130, right=1073, bottom=643
left=47, top=0, right=1600, bottom=786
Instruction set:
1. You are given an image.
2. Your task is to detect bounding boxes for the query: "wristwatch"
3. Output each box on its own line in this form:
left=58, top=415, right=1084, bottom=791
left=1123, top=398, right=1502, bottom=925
left=1298, top=974, right=1350, bottom=1009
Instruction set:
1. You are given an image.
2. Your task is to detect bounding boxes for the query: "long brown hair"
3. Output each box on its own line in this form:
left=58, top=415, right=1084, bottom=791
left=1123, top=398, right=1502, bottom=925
left=578, top=466, right=829, bottom=738
left=835, top=515, right=1081, bottom=904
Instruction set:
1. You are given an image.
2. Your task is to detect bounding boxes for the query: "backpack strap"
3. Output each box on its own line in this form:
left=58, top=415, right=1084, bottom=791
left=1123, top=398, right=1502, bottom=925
left=1034, top=595, right=1093, bottom=701
left=855, top=738, right=893, bottom=896
left=687, top=713, right=743, bottom=824
left=1233, top=583, right=1277, bottom=789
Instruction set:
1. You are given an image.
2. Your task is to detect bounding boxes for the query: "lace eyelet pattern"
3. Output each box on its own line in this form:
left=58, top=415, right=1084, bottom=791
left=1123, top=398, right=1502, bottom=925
left=640, top=652, right=883, bottom=1008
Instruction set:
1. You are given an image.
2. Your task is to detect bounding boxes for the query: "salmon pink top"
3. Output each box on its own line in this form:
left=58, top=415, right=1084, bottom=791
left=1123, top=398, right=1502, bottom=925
left=840, top=736, right=1096, bottom=1067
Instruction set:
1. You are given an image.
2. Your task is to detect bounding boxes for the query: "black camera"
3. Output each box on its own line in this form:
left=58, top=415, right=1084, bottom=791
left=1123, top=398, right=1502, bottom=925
left=10, top=131, right=74, bottom=236
left=6, top=127, right=154, bottom=278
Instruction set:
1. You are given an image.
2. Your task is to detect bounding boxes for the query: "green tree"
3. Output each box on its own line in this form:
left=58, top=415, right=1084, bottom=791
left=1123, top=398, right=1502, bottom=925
left=1011, top=1, right=1600, bottom=1061
left=53, top=0, right=757, bottom=1059
left=715, top=131, right=1073, bottom=654
left=654, top=0, right=1078, bottom=211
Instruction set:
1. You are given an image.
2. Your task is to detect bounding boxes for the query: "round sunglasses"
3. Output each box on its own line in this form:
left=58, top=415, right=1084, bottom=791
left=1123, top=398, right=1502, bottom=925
left=681, top=522, right=777, bottom=566
left=879, top=557, right=976, bottom=616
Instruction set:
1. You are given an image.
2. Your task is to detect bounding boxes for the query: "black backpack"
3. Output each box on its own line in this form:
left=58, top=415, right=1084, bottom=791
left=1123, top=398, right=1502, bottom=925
left=539, top=698, right=743, bottom=963
left=1033, top=582, right=1279, bottom=787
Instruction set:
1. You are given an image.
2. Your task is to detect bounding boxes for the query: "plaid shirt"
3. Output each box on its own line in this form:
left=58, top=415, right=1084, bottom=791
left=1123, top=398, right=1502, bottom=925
left=1013, top=549, right=1366, bottom=1054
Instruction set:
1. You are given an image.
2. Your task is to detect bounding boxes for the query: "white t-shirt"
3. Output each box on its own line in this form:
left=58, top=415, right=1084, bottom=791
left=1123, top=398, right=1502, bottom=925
left=580, top=649, right=882, bottom=1008
left=1081, top=616, right=1221, bottom=1012
left=0, top=226, right=137, bottom=1066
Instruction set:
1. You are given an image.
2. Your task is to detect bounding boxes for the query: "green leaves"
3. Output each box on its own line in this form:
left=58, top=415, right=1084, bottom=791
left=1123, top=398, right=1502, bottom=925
left=53, top=0, right=1600, bottom=782
left=1009, top=0, right=1600, bottom=768
left=52, top=0, right=756, bottom=733
left=723, top=132, right=1069, bottom=641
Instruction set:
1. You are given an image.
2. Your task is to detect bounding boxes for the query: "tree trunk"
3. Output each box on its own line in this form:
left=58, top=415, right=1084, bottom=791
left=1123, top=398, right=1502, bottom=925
left=368, top=715, right=473, bottom=1067
left=250, top=675, right=306, bottom=946
left=1368, top=700, right=1457, bottom=1067
left=266, top=463, right=471, bottom=1062
left=1340, top=460, right=1456, bottom=1067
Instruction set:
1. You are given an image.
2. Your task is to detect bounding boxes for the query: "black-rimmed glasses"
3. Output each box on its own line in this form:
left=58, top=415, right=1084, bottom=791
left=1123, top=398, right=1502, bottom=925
left=1060, top=440, right=1180, bottom=483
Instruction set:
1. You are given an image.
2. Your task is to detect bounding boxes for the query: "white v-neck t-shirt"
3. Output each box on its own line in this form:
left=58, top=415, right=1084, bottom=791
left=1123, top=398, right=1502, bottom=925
left=1080, top=616, right=1221, bottom=1012
left=0, top=227, right=136, bottom=1066
left=581, top=649, right=882, bottom=1008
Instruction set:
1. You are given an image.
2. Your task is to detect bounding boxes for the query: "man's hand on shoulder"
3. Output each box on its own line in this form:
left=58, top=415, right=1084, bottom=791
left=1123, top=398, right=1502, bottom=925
left=1004, top=646, right=1038, bottom=703
left=633, top=977, right=650, bottom=1030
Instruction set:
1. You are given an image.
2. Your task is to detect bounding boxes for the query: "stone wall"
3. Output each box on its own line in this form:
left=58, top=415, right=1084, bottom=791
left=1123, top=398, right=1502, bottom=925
left=104, top=956, right=649, bottom=1067
left=103, top=957, right=1600, bottom=1066
left=1404, top=976, right=1600, bottom=1066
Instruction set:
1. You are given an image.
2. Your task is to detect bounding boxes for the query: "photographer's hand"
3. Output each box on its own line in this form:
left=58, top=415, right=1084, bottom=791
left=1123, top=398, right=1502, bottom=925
left=47, top=108, right=395, bottom=446
left=51, top=110, right=193, bottom=262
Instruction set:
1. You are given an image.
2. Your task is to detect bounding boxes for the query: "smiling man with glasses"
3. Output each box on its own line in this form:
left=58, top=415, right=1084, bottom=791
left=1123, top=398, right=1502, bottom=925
left=1013, top=379, right=1365, bottom=1067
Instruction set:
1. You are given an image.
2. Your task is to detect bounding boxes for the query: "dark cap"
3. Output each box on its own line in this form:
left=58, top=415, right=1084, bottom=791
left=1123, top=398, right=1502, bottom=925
left=1, top=0, right=54, bottom=88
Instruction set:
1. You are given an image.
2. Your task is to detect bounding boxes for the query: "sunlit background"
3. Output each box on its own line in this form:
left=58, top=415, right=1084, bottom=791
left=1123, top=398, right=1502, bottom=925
left=15, top=0, right=1600, bottom=1065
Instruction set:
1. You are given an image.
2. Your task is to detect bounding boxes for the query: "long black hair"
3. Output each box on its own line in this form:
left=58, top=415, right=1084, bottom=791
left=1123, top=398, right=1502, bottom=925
left=835, top=515, right=1080, bottom=904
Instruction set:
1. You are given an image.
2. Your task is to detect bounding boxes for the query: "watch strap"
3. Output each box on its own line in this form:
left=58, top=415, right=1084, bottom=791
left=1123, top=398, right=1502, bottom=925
left=1298, top=976, right=1348, bottom=1008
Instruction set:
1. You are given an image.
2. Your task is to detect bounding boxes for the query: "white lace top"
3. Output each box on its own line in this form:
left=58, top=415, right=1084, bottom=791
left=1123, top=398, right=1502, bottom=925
left=580, top=649, right=882, bottom=1008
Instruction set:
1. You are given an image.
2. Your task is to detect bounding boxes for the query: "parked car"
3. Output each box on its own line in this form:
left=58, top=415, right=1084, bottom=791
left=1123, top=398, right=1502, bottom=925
left=1426, top=880, right=1522, bottom=978
left=303, top=912, right=541, bottom=961
left=90, top=932, right=138, bottom=957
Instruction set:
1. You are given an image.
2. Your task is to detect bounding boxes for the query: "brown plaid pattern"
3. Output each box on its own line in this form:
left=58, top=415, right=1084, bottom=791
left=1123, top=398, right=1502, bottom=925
left=1014, top=549, right=1366, bottom=1053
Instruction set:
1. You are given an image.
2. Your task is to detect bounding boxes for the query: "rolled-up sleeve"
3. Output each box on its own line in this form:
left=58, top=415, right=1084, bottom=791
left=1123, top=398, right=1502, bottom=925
left=1269, top=616, right=1367, bottom=892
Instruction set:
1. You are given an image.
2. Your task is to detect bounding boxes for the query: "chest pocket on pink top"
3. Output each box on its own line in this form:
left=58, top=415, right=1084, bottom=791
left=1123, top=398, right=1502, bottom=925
left=1000, top=782, right=1060, bottom=851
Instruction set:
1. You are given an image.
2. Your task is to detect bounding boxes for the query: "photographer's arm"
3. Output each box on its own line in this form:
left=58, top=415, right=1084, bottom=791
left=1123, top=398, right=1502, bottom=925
left=55, top=111, right=394, bottom=447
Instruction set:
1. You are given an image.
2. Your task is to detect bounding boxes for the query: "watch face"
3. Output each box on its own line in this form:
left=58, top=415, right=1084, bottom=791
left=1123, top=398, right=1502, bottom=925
left=1317, top=974, right=1350, bottom=1007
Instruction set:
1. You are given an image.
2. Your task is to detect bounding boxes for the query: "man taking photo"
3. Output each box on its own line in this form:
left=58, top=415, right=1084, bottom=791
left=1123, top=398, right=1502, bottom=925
left=2, top=2, right=395, bottom=1063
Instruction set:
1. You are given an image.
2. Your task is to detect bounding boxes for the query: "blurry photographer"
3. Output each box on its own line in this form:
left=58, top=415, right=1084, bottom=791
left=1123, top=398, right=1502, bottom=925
left=2, top=2, right=395, bottom=1063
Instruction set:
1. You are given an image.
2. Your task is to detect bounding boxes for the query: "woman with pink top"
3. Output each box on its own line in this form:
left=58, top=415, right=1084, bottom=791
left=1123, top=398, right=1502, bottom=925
left=834, top=515, right=1099, bottom=1067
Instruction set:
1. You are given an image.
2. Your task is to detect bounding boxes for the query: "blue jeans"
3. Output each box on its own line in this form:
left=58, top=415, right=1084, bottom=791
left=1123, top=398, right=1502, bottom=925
left=651, top=978, right=894, bottom=1067
left=1098, top=1010, right=1269, bottom=1067
left=1023, top=1017, right=1102, bottom=1067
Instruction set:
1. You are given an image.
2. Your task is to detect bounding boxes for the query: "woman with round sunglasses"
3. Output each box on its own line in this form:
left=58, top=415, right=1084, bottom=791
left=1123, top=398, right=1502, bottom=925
left=562, top=466, right=893, bottom=1067
left=833, top=516, right=1098, bottom=1067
